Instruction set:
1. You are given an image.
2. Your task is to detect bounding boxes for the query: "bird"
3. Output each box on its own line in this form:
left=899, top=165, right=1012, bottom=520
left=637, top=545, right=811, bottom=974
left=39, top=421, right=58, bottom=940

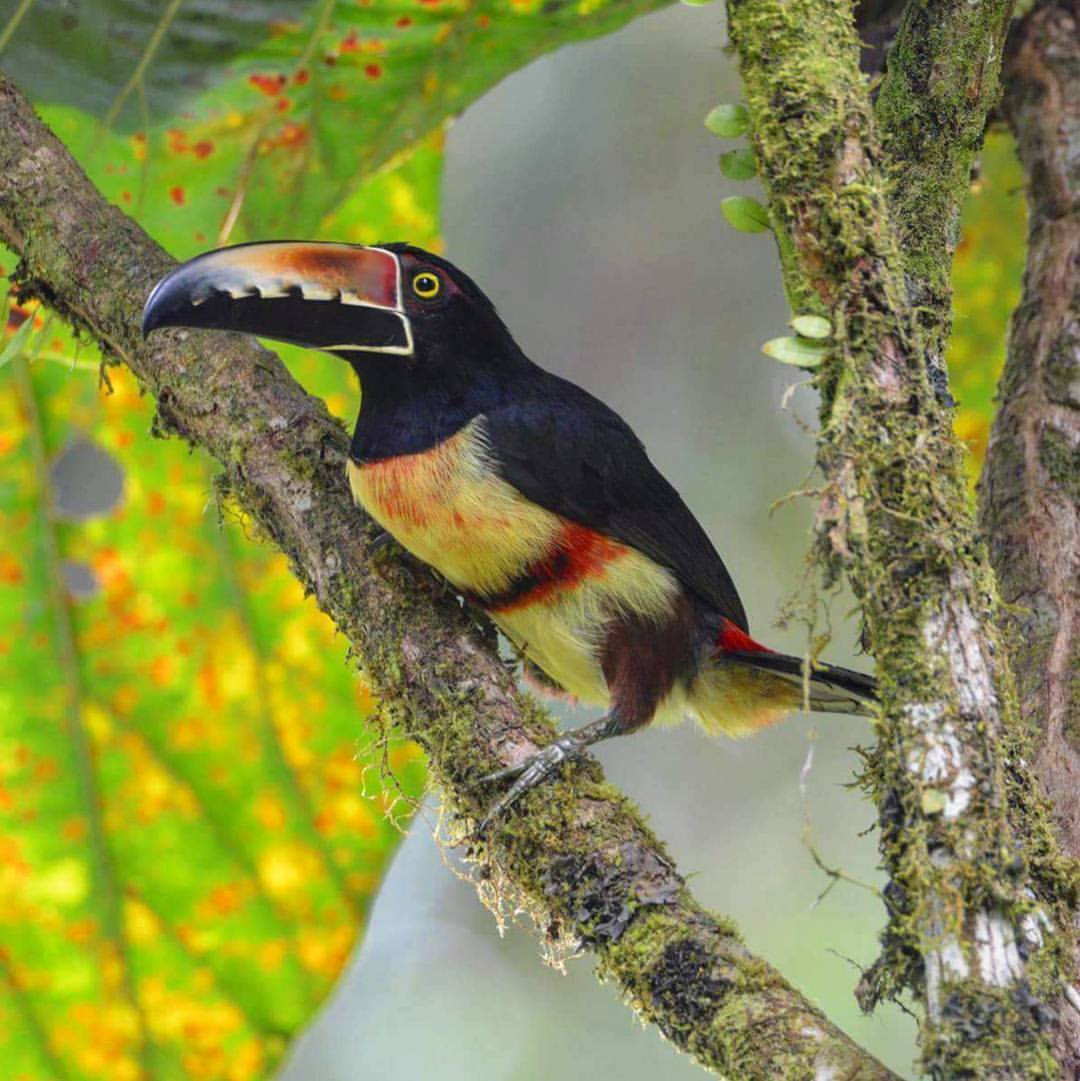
left=143, top=241, right=877, bottom=829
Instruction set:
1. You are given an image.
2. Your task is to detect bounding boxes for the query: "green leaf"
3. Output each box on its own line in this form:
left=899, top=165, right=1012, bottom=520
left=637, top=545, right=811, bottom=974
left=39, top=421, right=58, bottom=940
left=0, top=310, right=427, bottom=1080
left=762, top=335, right=827, bottom=368
left=947, top=131, right=1027, bottom=484
left=7, top=0, right=670, bottom=242
left=0, top=314, right=429, bottom=1079
left=718, top=146, right=757, bottom=180
left=0, top=3, right=675, bottom=1076
left=721, top=195, right=770, bottom=233
left=704, top=103, right=749, bottom=138
left=790, top=314, right=832, bottom=340
left=0, top=308, right=35, bottom=370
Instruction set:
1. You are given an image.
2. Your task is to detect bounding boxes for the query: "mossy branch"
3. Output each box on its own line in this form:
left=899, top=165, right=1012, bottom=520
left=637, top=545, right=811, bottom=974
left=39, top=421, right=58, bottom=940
left=724, top=0, right=1078, bottom=1077
left=0, top=72, right=903, bottom=1081
left=980, top=0, right=1080, bottom=1069
left=874, top=0, right=1014, bottom=394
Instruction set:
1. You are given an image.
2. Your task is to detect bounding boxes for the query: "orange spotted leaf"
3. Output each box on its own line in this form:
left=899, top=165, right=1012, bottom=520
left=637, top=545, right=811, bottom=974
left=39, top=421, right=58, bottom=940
left=0, top=298, right=424, bottom=1081
left=3, top=0, right=669, bottom=245
left=947, top=132, right=1027, bottom=485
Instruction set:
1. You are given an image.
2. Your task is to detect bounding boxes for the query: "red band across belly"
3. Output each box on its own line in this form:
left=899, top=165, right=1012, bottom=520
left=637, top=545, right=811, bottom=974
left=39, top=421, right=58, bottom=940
left=471, top=523, right=628, bottom=613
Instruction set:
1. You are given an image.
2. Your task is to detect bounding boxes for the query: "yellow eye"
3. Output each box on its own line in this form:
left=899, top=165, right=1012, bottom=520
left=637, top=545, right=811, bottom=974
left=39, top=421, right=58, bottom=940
left=412, top=271, right=441, bottom=299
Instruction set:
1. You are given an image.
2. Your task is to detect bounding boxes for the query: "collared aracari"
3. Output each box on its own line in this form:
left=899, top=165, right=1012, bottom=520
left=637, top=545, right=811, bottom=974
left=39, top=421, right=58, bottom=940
left=143, top=241, right=876, bottom=827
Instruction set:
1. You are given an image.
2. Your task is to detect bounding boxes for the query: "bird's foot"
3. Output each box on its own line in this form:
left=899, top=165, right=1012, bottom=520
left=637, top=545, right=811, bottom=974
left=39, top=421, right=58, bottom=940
left=474, top=735, right=586, bottom=835
left=368, top=529, right=395, bottom=555
left=367, top=530, right=402, bottom=570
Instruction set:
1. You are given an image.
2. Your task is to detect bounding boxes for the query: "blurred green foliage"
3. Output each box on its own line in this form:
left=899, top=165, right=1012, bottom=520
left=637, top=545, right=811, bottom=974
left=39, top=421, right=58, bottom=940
left=947, top=130, right=1027, bottom=481
left=2, top=0, right=667, bottom=245
left=1, top=309, right=426, bottom=1081
left=0, top=0, right=666, bottom=1077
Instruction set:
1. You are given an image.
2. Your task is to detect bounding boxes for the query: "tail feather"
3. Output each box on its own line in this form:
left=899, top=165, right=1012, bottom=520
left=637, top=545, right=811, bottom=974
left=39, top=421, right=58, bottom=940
left=724, top=649, right=877, bottom=717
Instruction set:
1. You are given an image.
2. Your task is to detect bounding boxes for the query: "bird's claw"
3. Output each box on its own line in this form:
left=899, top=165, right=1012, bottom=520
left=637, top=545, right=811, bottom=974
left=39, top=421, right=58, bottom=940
left=368, top=531, right=402, bottom=570
left=369, top=530, right=396, bottom=555
left=474, top=736, right=585, bottom=835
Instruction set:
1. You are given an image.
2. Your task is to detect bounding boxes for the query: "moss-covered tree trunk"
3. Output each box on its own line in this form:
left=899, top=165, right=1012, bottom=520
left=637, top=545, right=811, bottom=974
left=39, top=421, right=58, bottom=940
left=980, top=0, right=1080, bottom=1071
left=725, top=0, right=1079, bottom=1077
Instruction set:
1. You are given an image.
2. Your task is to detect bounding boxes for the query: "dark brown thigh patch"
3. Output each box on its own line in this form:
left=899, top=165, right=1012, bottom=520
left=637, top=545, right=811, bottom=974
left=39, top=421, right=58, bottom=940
left=599, top=592, right=698, bottom=734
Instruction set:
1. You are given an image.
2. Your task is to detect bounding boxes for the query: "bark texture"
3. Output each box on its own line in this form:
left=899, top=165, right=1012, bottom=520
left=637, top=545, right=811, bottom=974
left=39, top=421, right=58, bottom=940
left=875, top=0, right=1015, bottom=396
left=725, top=0, right=1078, bottom=1077
left=0, top=73, right=901, bottom=1081
left=981, top=0, right=1080, bottom=1070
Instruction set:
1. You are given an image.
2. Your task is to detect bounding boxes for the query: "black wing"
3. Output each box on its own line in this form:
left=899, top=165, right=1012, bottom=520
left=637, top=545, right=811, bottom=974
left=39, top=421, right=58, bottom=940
left=483, top=373, right=748, bottom=630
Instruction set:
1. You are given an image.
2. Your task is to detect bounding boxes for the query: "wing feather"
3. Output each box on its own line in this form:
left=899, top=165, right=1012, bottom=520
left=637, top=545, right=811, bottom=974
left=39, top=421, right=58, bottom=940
left=483, top=374, right=748, bottom=631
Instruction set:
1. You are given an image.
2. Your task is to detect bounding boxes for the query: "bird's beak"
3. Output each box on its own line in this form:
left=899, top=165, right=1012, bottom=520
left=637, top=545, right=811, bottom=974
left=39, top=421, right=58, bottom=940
left=141, top=241, right=413, bottom=356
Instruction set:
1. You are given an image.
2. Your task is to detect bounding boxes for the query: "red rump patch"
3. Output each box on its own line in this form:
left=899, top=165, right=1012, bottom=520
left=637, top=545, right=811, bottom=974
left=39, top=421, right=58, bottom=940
left=715, top=618, right=771, bottom=654
left=488, top=523, right=627, bottom=613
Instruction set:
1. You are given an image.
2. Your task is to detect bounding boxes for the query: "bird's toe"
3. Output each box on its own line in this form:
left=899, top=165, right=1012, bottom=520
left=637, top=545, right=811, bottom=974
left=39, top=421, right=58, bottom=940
left=474, top=736, right=585, bottom=834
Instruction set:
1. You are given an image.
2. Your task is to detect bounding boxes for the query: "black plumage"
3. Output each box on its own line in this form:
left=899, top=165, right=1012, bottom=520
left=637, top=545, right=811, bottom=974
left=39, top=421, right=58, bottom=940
left=484, top=376, right=749, bottom=631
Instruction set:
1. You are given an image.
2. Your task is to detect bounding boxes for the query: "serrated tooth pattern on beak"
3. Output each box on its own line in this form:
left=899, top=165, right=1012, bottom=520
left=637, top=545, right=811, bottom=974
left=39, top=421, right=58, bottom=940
left=254, top=282, right=292, bottom=299
left=141, top=242, right=412, bottom=354
left=299, top=284, right=341, bottom=301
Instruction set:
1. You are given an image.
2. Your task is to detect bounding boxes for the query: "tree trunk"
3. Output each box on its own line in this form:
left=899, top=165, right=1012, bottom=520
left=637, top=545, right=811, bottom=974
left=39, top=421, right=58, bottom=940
left=727, top=0, right=1078, bottom=1076
left=981, top=0, right=1080, bottom=1070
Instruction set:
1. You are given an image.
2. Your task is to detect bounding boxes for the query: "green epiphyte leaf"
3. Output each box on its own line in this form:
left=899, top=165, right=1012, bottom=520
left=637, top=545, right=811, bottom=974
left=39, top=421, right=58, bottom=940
left=705, top=103, right=750, bottom=138
left=718, top=147, right=757, bottom=180
left=790, top=314, right=832, bottom=340
left=762, top=335, right=827, bottom=368
left=721, top=195, right=770, bottom=233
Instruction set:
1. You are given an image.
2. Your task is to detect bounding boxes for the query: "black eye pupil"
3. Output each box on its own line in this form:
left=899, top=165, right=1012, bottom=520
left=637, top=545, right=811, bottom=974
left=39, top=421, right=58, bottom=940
left=416, top=273, right=437, bottom=295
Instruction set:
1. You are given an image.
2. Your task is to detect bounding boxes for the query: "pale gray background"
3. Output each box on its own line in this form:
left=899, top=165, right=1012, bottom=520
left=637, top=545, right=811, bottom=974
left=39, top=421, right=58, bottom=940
left=282, top=6, right=919, bottom=1079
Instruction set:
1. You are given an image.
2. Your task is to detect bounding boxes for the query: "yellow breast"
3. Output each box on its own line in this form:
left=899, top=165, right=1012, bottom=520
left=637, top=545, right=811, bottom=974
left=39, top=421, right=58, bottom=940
left=347, top=417, right=560, bottom=597
left=346, top=417, right=682, bottom=706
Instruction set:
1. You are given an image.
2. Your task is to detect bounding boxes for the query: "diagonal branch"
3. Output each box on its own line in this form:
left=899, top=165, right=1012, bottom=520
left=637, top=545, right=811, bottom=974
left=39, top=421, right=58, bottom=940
left=0, top=72, right=899, bottom=1081
left=724, top=0, right=1078, bottom=1077
left=980, top=0, right=1080, bottom=1069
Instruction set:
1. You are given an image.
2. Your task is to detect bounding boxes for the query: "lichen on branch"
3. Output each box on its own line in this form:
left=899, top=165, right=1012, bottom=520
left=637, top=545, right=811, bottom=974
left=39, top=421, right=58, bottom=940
left=725, top=0, right=1079, bottom=1077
